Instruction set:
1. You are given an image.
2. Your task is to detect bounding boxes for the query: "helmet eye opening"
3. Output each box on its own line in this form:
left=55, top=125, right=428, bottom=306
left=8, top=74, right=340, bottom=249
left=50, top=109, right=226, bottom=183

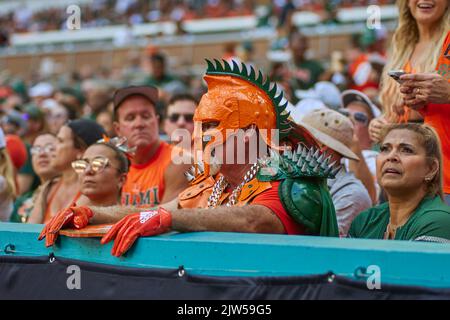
left=202, top=121, right=220, bottom=132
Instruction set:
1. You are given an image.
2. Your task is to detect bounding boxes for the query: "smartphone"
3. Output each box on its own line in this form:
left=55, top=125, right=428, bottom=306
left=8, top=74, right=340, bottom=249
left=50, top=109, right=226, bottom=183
left=388, top=70, right=407, bottom=83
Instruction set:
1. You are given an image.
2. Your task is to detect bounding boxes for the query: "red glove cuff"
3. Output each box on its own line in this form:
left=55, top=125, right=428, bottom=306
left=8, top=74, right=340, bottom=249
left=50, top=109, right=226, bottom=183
left=158, top=207, right=172, bottom=231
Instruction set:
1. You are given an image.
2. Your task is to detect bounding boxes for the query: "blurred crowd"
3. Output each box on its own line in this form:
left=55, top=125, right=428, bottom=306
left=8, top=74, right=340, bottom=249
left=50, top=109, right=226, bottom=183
left=0, top=0, right=396, bottom=42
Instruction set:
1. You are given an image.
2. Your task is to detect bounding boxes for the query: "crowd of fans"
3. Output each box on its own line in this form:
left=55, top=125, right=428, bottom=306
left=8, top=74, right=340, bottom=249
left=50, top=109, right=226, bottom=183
left=0, top=0, right=449, bottom=253
left=0, top=0, right=396, bottom=41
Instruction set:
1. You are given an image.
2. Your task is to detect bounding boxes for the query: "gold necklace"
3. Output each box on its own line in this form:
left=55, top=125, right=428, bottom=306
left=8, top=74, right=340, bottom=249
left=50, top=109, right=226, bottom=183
left=207, top=161, right=261, bottom=208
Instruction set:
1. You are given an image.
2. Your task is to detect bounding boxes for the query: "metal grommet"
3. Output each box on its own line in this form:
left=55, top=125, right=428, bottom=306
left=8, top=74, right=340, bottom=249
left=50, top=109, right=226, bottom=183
left=354, top=267, right=367, bottom=279
left=4, top=244, right=15, bottom=254
left=49, top=253, right=55, bottom=263
left=178, top=266, right=185, bottom=277
left=327, top=273, right=335, bottom=283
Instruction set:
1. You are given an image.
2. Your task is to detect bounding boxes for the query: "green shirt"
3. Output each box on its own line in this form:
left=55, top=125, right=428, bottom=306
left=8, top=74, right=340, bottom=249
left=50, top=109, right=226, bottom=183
left=348, top=196, right=450, bottom=240
left=18, top=143, right=40, bottom=192
left=289, top=60, right=325, bottom=90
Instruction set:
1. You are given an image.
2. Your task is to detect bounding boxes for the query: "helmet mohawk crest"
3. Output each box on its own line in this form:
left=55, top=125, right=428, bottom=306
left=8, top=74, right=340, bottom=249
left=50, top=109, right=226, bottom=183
left=204, top=59, right=292, bottom=138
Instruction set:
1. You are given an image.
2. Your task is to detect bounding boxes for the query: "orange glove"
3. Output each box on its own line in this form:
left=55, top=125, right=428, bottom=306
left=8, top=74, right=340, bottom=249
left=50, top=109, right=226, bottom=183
left=38, top=204, right=94, bottom=247
left=101, top=207, right=172, bottom=257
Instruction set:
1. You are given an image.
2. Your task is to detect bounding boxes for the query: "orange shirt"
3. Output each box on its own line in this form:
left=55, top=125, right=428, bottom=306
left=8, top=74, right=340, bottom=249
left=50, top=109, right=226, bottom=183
left=122, top=141, right=173, bottom=207
left=421, top=31, right=450, bottom=194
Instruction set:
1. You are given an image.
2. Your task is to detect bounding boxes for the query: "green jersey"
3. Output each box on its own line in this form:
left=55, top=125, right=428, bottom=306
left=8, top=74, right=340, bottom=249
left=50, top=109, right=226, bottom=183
left=348, top=196, right=450, bottom=241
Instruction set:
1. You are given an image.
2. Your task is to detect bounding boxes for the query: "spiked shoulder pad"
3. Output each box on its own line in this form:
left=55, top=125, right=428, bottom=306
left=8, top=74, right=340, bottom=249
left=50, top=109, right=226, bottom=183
left=257, top=145, right=342, bottom=182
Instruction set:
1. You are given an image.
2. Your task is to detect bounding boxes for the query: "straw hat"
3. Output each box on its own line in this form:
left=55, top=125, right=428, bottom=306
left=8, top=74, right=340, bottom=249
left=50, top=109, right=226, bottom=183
left=296, top=109, right=359, bottom=161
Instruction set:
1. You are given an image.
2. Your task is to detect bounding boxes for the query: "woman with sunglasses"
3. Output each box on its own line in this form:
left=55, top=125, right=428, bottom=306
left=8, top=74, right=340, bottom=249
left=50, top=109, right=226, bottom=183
left=28, top=119, right=105, bottom=224
left=38, top=138, right=130, bottom=245
left=72, top=140, right=129, bottom=207
left=341, top=89, right=382, bottom=204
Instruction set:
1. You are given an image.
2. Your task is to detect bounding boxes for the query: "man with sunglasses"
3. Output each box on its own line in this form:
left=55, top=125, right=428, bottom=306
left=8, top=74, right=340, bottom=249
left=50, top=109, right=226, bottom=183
left=163, top=93, right=197, bottom=145
left=341, top=89, right=382, bottom=204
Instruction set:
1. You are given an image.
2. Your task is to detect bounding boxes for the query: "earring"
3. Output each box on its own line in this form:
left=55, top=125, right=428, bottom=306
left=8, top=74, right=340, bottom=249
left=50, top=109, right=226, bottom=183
left=425, top=177, right=432, bottom=182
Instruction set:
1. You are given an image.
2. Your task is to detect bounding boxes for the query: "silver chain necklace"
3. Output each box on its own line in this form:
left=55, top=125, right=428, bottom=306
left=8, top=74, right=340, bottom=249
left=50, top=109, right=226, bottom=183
left=207, top=161, right=261, bottom=208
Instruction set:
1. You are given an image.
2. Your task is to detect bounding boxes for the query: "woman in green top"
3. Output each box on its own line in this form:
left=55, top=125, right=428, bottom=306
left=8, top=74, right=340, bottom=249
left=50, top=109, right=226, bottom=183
left=349, top=123, right=450, bottom=241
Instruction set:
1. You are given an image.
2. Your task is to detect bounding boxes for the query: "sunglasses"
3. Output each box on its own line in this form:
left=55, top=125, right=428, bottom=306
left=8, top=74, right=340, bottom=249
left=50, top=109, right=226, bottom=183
left=338, top=109, right=369, bottom=126
left=71, top=157, right=118, bottom=175
left=31, top=144, right=56, bottom=156
left=168, top=113, right=194, bottom=123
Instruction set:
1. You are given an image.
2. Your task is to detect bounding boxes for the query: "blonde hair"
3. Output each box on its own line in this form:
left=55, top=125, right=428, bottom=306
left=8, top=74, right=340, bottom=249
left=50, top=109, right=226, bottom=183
left=380, top=0, right=450, bottom=120
left=380, top=123, right=444, bottom=200
left=0, top=148, right=17, bottom=199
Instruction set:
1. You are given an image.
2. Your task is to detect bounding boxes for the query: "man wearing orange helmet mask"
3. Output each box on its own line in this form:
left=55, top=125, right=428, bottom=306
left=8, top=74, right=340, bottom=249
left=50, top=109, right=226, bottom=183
left=39, top=60, right=340, bottom=257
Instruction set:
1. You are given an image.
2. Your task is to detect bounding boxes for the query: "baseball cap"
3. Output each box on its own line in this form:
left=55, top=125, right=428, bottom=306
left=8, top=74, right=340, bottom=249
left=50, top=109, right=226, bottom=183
left=113, top=85, right=159, bottom=114
left=29, top=82, right=54, bottom=98
left=295, top=81, right=341, bottom=110
left=295, top=109, right=359, bottom=161
left=341, top=89, right=381, bottom=118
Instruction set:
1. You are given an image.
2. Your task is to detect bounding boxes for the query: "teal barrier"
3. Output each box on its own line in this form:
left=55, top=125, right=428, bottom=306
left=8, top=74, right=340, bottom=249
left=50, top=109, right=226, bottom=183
left=1, top=222, right=450, bottom=289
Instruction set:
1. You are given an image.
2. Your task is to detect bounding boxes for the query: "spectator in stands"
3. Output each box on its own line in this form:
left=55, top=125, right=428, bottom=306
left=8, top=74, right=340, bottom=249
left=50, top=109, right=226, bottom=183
left=28, top=119, right=105, bottom=224
left=277, top=0, right=295, bottom=29
left=72, top=140, right=129, bottom=207
left=96, top=109, right=116, bottom=138
left=17, top=105, right=49, bottom=196
left=370, top=0, right=450, bottom=203
left=349, top=123, right=450, bottom=241
left=112, top=85, right=189, bottom=206
left=46, top=103, right=77, bottom=135
left=54, top=87, right=86, bottom=116
left=10, top=133, right=58, bottom=223
left=287, top=29, right=325, bottom=102
left=163, top=93, right=197, bottom=144
left=83, top=81, right=111, bottom=121
left=0, top=128, right=16, bottom=221
left=347, top=27, right=387, bottom=96
left=297, top=109, right=372, bottom=236
left=38, top=138, right=131, bottom=246
left=0, top=110, right=27, bottom=136
left=341, top=89, right=382, bottom=203
left=29, top=82, right=54, bottom=106
left=5, top=134, right=28, bottom=173
left=144, top=52, right=186, bottom=102
left=0, top=132, right=27, bottom=221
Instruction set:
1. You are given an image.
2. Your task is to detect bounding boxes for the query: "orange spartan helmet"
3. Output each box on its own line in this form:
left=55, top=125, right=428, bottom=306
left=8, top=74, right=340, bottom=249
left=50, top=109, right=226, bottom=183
left=193, top=59, right=291, bottom=176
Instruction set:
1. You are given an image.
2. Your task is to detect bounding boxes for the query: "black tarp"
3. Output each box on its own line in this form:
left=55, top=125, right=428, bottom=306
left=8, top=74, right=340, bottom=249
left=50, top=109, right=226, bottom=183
left=1, top=255, right=450, bottom=300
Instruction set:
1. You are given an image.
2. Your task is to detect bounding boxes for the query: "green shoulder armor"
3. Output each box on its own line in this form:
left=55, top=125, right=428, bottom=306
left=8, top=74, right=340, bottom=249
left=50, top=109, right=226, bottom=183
left=257, top=146, right=339, bottom=237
